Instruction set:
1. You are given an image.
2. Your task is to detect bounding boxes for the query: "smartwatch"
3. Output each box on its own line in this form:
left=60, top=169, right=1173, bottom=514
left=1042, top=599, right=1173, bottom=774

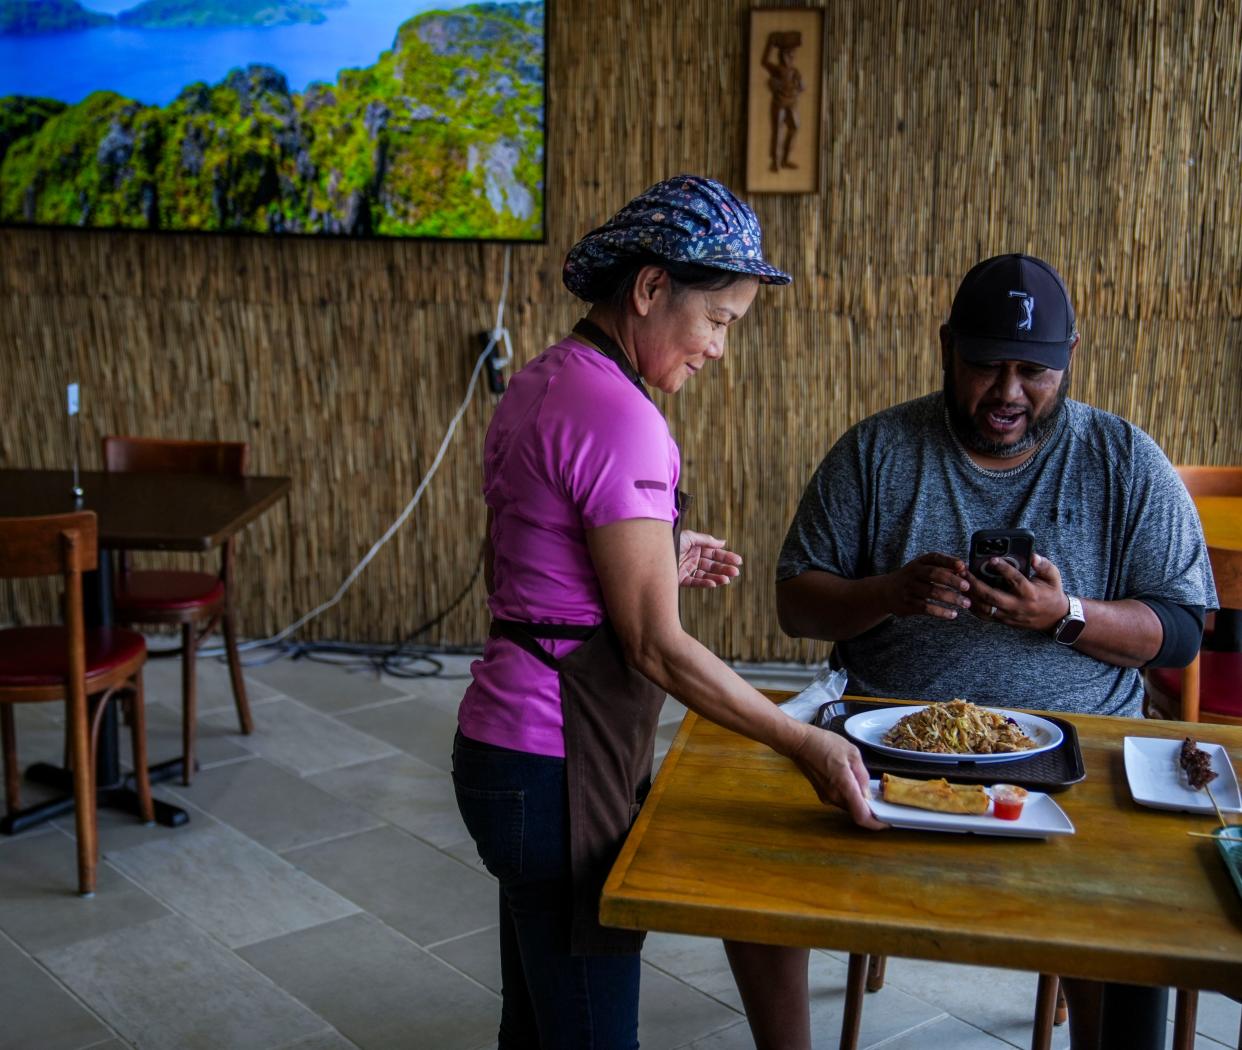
left=1053, top=595, right=1086, bottom=645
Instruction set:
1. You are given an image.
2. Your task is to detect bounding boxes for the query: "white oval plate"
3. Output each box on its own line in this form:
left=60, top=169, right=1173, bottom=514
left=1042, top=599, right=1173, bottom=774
left=843, top=705, right=1063, bottom=765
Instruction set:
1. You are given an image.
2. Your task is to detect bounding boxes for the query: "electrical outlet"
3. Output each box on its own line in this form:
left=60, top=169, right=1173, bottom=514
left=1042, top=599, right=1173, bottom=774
left=476, top=331, right=506, bottom=394
left=477, top=331, right=507, bottom=394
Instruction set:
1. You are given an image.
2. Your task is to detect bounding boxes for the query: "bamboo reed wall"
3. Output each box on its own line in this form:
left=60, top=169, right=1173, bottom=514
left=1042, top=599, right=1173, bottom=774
left=2, top=0, right=1240, bottom=661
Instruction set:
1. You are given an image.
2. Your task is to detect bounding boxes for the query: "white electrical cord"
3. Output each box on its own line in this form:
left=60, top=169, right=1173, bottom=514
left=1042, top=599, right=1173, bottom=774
left=201, top=246, right=512, bottom=657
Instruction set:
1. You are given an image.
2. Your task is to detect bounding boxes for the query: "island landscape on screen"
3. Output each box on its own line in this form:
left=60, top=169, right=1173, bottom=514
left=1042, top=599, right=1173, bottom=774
left=0, top=0, right=545, bottom=240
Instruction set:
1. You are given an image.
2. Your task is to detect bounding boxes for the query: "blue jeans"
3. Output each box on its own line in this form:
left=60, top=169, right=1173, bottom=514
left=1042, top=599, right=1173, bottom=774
left=452, top=730, right=641, bottom=1050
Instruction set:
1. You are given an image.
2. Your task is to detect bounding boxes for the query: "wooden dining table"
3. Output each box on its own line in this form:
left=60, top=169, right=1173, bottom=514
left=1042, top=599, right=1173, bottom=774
left=602, top=699, right=1242, bottom=1004
left=0, top=467, right=291, bottom=831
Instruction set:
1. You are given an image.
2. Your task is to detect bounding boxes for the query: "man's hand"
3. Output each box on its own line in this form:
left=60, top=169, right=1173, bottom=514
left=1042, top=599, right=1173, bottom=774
left=678, top=530, right=743, bottom=588
left=881, top=553, right=971, bottom=619
left=788, top=725, right=887, bottom=830
left=967, top=551, right=1066, bottom=632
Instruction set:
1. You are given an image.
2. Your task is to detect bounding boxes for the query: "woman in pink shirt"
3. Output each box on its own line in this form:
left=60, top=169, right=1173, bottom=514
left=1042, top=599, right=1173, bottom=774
left=453, top=175, right=880, bottom=1050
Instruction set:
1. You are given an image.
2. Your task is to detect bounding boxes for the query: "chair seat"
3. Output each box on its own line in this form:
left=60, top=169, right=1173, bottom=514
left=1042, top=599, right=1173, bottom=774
left=1147, top=651, right=1242, bottom=718
left=114, top=570, right=225, bottom=613
left=0, top=626, right=147, bottom=688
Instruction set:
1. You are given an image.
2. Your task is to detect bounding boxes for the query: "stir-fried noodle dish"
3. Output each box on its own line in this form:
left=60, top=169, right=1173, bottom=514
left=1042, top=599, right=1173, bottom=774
left=881, top=699, right=1037, bottom=755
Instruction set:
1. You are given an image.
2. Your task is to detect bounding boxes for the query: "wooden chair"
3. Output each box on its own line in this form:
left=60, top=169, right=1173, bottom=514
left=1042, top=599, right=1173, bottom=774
left=0, top=511, right=152, bottom=895
left=1174, top=465, right=1242, bottom=499
left=842, top=955, right=1064, bottom=1050
left=1144, top=465, right=1242, bottom=726
left=102, top=436, right=253, bottom=785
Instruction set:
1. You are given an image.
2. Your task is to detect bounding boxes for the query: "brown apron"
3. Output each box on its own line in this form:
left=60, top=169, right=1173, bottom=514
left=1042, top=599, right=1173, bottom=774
left=489, top=319, right=688, bottom=955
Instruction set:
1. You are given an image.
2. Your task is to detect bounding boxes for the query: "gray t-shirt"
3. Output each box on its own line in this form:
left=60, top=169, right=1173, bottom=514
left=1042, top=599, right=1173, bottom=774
left=777, top=393, right=1217, bottom=717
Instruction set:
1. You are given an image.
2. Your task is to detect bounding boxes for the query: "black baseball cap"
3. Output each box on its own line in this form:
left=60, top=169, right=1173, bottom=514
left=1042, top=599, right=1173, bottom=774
left=947, top=254, right=1077, bottom=369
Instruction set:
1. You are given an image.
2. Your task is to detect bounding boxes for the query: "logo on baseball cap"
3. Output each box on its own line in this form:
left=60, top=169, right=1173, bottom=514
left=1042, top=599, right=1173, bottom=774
left=948, top=254, right=1077, bottom=370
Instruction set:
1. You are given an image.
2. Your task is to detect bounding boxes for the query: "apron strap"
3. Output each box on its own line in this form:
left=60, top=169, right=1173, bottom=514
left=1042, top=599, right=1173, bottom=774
left=490, top=618, right=601, bottom=671
left=572, top=319, right=651, bottom=402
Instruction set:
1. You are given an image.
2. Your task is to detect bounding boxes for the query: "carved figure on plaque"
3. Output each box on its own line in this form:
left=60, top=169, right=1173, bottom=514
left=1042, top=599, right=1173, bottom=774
left=761, top=30, right=805, bottom=172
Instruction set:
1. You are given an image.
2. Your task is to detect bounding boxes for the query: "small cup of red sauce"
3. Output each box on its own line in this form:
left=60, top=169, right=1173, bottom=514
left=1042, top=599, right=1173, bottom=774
left=991, top=784, right=1028, bottom=821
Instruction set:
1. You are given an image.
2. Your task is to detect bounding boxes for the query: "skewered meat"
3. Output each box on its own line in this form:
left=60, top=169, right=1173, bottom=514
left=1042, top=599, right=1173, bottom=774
left=1179, top=737, right=1218, bottom=791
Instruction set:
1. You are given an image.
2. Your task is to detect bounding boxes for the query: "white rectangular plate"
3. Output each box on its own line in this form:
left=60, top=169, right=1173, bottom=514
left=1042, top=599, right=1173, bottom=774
left=867, top=780, right=1075, bottom=838
left=1123, top=736, right=1242, bottom=814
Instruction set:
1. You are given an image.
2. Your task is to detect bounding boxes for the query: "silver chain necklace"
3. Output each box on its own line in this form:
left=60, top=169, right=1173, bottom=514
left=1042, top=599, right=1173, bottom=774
left=943, top=408, right=1047, bottom=479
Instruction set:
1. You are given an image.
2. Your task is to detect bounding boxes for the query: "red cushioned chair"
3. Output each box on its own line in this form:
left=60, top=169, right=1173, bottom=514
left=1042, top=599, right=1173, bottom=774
left=0, top=511, right=153, bottom=895
left=103, top=436, right=253, bottom=785
left=1144, top=466, right=1242, bottom=727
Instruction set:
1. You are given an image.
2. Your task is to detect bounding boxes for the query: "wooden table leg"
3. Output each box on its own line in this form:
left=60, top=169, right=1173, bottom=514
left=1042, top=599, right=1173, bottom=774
left=1032, top=974, right=1059, bottom=1050
left=1171, top=989, right=1198, bottom=1050
left=841, top=953, right=867, bottom=1050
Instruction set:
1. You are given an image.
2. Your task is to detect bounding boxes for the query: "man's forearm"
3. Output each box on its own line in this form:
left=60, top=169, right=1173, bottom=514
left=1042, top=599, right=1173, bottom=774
left=1063, top=597, right=1163, bottom=668
left=776, top=571, right=893, bottom=641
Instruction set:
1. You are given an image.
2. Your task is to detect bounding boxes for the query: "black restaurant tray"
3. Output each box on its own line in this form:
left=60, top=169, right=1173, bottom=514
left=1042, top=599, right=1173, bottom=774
left=816, top=698, right=1086, bottom=792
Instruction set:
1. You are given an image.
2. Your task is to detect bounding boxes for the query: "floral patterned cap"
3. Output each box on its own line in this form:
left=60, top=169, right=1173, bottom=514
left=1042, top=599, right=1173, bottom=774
left=563, top=174, right=792, bottom=299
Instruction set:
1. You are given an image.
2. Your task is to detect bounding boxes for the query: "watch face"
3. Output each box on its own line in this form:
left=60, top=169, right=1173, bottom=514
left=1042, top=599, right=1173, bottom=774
left=1056, top=617, right=1086, bottom=645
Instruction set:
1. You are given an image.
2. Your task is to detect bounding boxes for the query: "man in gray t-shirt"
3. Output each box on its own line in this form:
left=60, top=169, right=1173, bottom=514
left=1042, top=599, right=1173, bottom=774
left=777, top=254, right=1216, bottom=718
left=773, top=254, right=1213, bottom=1050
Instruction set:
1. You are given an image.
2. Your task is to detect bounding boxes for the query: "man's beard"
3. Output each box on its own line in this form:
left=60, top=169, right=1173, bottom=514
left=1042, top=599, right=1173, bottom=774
left=945, top=368, right=1070, bottom=459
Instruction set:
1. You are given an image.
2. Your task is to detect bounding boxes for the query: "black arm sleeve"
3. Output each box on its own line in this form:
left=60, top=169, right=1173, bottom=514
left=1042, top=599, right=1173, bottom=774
left=1137, top=597, right=1205, bottom=669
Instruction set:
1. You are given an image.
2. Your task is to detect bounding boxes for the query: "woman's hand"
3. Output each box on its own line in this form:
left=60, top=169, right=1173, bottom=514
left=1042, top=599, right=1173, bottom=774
left=788, top=726, right=887, bottom=829
left=678, top=530, right=743, bottom=588
left=589, top=518, right=884, bottom=829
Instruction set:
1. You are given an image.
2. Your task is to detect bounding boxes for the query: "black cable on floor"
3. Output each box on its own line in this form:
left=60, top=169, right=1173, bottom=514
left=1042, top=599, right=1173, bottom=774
left=223, top=550, right=485, bottom=680
left=380, top=551, right=485, bottom=678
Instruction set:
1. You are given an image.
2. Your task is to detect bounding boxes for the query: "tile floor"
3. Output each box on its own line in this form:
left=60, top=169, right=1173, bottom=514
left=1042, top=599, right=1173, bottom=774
left=0, top=649, right=1236, bottom=1050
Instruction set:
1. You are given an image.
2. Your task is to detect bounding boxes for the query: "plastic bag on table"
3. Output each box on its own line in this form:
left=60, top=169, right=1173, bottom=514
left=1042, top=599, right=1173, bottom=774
left=777, top=665, right=847, bottom=723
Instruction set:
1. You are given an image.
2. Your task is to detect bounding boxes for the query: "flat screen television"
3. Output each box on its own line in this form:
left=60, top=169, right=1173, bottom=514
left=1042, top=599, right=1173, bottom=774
left=0, top=0, right=545, bottom=240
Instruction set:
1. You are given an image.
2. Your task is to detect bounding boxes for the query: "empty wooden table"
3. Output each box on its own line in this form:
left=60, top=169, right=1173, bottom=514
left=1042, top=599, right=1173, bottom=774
left=0, top=469, right=291, bottom=554
left=0, top=467, right=291, bottom=830
left=602, top=702, right=1242, bottom=1010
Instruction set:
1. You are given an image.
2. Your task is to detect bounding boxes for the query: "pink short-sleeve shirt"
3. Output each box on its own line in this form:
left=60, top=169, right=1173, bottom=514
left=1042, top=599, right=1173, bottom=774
left=457, top=335, right=680, bottom=757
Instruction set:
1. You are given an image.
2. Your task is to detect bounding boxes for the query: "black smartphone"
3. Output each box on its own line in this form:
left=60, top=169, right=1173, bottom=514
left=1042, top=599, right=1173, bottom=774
left=968, top=528, right=1035, bottom=588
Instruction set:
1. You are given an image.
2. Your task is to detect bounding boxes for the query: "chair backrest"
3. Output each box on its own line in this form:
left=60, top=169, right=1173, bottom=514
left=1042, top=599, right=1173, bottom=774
left=1210, top=546, right=1242, bottom=610
left=0, top=512, right=96, bottom=674
left=102, top=436, right=247, bottom=478
left=0, top=511, right=97, bottom=579
left=1176, top=465, right=1242, bottom=499
left=1175, top=463, right=1242, bottom=606
left=1171, top=466, right=1242, bottom=723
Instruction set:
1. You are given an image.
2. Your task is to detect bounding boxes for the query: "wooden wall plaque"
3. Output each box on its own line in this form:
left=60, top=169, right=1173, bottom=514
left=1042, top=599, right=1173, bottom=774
left=746, top=7, right=823, bottom=193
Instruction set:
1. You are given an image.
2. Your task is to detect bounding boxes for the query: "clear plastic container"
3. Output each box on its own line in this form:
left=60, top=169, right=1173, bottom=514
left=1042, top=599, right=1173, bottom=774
left=991, top=784, right=1029, bottom=821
